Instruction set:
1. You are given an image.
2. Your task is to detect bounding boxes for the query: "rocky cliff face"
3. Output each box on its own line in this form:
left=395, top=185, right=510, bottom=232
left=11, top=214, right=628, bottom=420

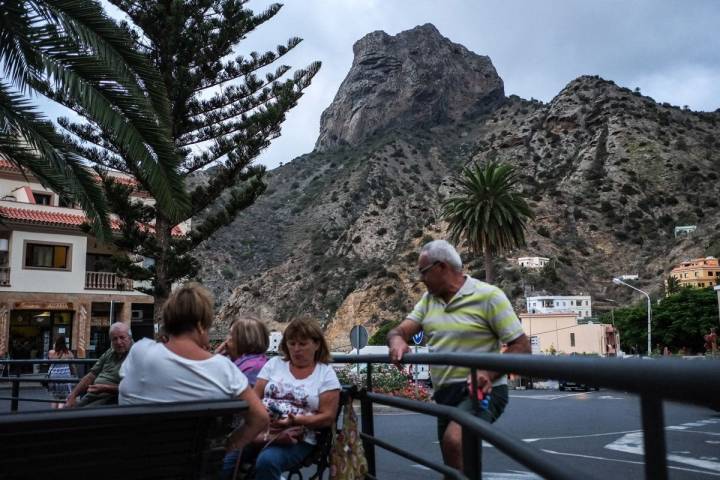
left=315, top=23, right=504, bottom=151
left=194, top=24, right=720, bottom=348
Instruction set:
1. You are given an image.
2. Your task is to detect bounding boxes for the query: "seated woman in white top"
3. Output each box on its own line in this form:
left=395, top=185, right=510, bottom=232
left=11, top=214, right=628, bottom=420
left=249, top=317, right=341, bottom=480
left=119, top=283, right=268, bottom=452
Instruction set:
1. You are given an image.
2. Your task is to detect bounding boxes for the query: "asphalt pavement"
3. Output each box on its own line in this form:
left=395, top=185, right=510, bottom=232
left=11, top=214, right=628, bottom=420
left=368, top=389, right=720, bottom=479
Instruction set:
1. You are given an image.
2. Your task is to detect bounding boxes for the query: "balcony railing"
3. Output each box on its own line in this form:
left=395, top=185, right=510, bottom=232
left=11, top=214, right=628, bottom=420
left=85, top=271, right=133, bottom=291
left=0, top=266, right=10, bottom=286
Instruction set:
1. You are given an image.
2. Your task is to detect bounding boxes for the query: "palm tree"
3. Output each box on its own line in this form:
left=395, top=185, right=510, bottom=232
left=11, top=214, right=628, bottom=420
left=442, top=161, right=534, bottom=283
left=0, top=0, right=188, bottom=238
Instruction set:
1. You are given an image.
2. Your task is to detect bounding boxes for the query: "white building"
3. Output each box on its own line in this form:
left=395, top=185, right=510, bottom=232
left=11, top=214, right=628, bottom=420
left=0, top=158, right=186, bottom=360
left=518, top=256, right=550, bottom=269
left=525, top=295, right=592, bottom=319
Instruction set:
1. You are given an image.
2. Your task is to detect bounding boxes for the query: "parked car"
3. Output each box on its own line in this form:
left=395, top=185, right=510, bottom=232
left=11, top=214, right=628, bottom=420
left=559, top=380, right=599, bottom=391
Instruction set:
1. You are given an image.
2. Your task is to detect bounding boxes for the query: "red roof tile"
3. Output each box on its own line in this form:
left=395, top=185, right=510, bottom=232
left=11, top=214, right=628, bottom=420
left=0, top=205, right=184, bottom=236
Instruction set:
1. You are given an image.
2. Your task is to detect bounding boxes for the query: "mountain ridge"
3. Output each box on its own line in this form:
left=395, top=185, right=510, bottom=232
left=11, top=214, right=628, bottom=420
left=193, top=24, right=720, bottom=348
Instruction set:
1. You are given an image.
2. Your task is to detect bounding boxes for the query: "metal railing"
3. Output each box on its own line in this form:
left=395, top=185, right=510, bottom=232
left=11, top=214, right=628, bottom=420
left=333, top=353, right=720, bottom=480
left=85, top=271, right=133, bottom=290
left=0, top=266, right=10, bottom=286
left=0, top=359, right=96, bottom=412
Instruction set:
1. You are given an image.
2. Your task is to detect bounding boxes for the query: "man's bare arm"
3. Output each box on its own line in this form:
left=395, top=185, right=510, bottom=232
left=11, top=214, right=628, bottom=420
left=505, top=333, right=531, bottom=354
left=65, top=372, right=96, bottom=407
left=387, top=319, right=422, bottom=364
left=472, top=334, right=531, bottom=393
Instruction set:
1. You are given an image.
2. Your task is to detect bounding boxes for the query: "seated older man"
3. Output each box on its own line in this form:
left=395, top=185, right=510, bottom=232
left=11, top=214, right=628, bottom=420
left=66, top=322, right=133, bottom=407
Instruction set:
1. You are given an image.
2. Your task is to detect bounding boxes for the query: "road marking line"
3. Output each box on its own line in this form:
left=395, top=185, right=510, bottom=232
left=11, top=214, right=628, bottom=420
left=541, top=449, right=720, bottom=477
left=512, top=392, right=589, bottom=400
left=605, top=431, right=720, bottom=473
left=522, top=430, right=641, bottom=442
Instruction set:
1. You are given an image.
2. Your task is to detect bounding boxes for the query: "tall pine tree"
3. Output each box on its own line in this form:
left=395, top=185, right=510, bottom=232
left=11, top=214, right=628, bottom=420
left=61, top=1, right=320, bottom=320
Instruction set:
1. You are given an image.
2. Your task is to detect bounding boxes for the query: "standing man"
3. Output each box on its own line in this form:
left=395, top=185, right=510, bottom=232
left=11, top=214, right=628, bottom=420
left=388, top=240, right=530, bottom=473
left=66, top=322, right=133, bottom=407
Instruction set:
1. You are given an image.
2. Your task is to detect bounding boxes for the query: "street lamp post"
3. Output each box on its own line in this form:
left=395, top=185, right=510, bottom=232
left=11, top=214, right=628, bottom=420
left=613, top=277, right=652, bottom=355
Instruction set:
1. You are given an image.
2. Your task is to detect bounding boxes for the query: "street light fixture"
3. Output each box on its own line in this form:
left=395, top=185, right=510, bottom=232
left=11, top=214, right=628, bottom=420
left=613, top=277, right=652, bottom=355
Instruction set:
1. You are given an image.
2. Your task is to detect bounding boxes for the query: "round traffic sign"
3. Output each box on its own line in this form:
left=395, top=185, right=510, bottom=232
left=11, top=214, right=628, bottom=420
left=350, top=325, right=369, bottom=350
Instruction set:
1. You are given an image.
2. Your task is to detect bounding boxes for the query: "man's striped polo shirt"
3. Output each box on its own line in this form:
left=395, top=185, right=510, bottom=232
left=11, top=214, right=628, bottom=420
left=407, top=275, right=523, bottom=389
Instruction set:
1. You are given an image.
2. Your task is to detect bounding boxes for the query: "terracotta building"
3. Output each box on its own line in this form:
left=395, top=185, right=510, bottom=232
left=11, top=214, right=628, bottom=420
left=669, top=256, right=720, bottom=289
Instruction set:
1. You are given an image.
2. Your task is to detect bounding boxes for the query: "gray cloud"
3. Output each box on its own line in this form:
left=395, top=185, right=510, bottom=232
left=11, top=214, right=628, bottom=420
left=243, top=0, right=719, bottom=169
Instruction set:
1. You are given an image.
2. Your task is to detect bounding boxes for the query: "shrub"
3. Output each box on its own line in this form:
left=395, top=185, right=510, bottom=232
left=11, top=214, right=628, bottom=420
left=536, top=225, right=550, bottom=237
left=335, top=365, right=431, bottom=402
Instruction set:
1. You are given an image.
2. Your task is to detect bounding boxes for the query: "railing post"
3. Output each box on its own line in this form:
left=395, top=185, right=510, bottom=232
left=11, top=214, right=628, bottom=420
left=11, top=375, right=19, bottom=412
left=641, top=395, right=667, bottom=480
left=462, top=425, right=482, bottom=480
left=361, top=363, right=376, bottom=478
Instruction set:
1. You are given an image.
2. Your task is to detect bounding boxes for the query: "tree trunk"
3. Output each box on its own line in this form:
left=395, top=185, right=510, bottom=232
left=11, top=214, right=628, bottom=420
left=484, top=247, right=494, bottom=284
left=152, top=214, right=172, bottom=333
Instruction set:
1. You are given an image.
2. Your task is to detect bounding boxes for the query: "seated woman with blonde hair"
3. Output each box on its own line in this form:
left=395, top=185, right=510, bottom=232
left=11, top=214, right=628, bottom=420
left=247, top=317, right=341, bottom=480
left=118, top=283, right=268, bottom=452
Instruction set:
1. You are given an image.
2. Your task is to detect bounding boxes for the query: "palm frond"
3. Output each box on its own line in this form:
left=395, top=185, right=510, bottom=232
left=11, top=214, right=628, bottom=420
left=0, top=82, right=111, bottom=239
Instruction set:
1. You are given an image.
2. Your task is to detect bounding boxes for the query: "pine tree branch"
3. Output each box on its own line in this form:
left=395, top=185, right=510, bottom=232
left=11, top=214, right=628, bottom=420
left=185, top=175, right=266, bottom=250
left=187, top=65, right=290, bottom=117
left=56, top=116, right=120, bottom=154
left=191, top=37, right=300, bottom=93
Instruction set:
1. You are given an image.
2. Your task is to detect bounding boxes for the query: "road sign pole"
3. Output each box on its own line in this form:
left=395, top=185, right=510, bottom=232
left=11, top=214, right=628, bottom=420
left=413, top=344, right=418, bottom=397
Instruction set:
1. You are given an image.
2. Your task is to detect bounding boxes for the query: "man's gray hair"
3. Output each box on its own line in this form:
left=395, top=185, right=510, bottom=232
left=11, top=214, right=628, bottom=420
left=421, top=240, right=463, bottom=271
left=109, top=322, right=131, bottom=337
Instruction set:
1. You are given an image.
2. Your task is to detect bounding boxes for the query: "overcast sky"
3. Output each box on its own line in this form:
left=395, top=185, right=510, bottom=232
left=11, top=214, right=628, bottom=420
left=39, top=0, right=720, bottom=171
left=238, top=0, right=720, bottom=169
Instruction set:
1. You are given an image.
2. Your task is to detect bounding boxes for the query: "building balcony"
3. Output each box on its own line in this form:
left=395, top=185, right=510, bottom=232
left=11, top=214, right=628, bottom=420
left=85, top=271, right=134, bottom=291
left=0, top=266, right=10, bottom=286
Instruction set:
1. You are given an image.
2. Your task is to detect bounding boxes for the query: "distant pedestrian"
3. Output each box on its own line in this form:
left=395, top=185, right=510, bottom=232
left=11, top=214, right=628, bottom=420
left=388, top=240, right=530, bottom=474
left=47, top=336, right=74, bottom=409
left=705, top=328, right=718, bottom=355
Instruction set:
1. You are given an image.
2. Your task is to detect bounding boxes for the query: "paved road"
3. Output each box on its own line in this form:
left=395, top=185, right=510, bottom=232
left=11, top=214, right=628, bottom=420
left=369, top=389, right=720, bottom=479
left=4, top=387, right=719, bottom=479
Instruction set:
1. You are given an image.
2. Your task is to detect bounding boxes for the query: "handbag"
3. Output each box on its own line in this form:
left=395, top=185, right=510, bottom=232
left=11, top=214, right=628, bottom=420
left=329, top=399, right=368, bottom=480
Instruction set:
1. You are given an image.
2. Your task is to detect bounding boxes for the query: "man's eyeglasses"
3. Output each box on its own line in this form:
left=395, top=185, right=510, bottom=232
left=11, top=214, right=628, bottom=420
left=418, top=261, right=440, bottom=276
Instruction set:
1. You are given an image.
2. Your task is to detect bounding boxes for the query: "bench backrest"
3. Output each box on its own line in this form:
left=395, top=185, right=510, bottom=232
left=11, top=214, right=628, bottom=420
left=0, top=400, right=247, bottom=480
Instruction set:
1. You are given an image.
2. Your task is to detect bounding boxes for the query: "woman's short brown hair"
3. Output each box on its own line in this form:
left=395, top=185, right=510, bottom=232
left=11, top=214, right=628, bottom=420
left=229, top=316, right=269, bottom=356
left=279, top=317, right=332, bottom=364
left=162, top=283, right=214, bottom=336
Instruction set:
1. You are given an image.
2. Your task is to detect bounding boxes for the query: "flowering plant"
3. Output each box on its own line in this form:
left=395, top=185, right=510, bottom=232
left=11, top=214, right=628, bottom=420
left=335, top=364, right=431, bottom=402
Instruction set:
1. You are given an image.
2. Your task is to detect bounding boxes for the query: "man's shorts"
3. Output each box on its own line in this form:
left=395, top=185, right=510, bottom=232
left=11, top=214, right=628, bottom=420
left=436, top=385, right=509, bottom=441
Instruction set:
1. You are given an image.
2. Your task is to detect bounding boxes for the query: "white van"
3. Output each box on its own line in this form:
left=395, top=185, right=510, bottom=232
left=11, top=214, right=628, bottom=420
left=347, top=345, right=430, bottom=382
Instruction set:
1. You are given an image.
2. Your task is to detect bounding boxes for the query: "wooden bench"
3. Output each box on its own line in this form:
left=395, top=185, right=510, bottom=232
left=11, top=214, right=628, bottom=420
left=0, top=400, right=246, bottom=480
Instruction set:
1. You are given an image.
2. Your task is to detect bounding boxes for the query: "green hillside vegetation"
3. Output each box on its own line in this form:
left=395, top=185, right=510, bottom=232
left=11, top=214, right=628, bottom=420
left=605, top=288, right=719, bottom=354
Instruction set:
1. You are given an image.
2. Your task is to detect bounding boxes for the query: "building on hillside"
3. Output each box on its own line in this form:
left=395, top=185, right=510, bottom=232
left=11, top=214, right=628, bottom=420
left=519, top=312, right=620, bottom=356
left=669, top=256, right=720, bottom=289
left=0, top=158, right=186, bottom=362
left=525, top=295, right=592, bottom=320
left=674, top=225, right=696, bottom=238
left=517, top=256, right=550, bottom=269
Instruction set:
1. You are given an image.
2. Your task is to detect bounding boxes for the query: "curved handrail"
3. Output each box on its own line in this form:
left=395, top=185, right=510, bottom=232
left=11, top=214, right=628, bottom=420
left=333, top=353, right=720, bottom=406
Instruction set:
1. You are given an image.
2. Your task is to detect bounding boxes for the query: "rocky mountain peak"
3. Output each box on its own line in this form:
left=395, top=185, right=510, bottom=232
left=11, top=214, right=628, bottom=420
left=315, top=23, right=505, bottom=152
